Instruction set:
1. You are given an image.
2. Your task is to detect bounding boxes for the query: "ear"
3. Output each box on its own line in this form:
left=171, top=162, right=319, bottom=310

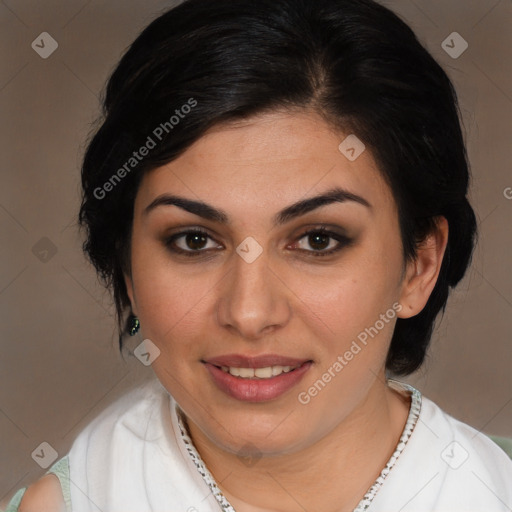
left=124, top=271, right=138, bottom=316
left=397, top=216, right=449, bottom=319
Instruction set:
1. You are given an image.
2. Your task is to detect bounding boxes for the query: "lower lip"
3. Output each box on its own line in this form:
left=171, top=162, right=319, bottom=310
left=204, top=361, right=312, bottom=402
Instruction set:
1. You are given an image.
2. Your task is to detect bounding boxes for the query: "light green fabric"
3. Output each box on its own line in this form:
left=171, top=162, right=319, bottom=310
left=4, top=456, right=71, bottom=512
left=489, top=435, right=512, bottom=460
left=3, top=488, right=25, bottom=512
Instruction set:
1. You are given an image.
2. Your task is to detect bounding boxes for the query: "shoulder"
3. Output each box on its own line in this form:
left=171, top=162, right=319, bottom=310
left=18, top=475, right=66, bottom=512
left=375, top=388, right=512, bottom=510
left=17, top=379, right=173, bottom=512
left=67, top=376, right=172, bottom=471
left=421, top=394, right=511, bottom=462
left=415, top=394, right=512, bottom=494
left=74, top=376, right=168, bottom=439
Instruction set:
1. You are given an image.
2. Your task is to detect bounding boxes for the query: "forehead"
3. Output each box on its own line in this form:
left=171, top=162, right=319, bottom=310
left=135, top=110, right=395, bottom=219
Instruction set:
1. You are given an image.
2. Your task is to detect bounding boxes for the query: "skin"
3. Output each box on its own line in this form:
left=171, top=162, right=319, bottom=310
left=18, top=110, right=448, bottom=512
left=18, top=474, right=65, bottom=512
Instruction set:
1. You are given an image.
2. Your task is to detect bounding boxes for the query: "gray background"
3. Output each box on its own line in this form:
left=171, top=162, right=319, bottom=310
left=1, top=0, right=511, bottom=506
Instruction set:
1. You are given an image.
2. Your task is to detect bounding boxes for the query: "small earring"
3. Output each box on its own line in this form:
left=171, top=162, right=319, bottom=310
left=129, top=315, right=140, bottom=336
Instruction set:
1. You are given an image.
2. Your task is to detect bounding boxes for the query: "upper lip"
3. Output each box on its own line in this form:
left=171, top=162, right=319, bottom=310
left=203, top=354, right=311, bottom=368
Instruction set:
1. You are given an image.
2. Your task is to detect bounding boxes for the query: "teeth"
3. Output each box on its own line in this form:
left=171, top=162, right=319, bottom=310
left=272, top=365, right=283, bottom=376
left=239, top=367, right=254, bottom=378
left=221, top=364, right=301, bottom=379
left=254, top=367, right=273, bottom=378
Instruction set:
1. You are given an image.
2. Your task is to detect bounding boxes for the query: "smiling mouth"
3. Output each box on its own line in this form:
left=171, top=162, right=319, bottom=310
left=203, top=356, right=313, bottom=402
left=211, top=362, right=309, bottom=379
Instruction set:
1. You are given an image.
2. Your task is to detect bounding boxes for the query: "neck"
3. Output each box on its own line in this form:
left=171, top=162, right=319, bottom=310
left=184, top=376, right=411, bottom=512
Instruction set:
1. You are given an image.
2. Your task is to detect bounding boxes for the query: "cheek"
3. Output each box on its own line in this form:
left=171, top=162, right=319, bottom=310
left=128, top=242, right=196, bottom=337
left=298, top=254, right=401, bottom=339
left=135, top=273, right=212, bottom=346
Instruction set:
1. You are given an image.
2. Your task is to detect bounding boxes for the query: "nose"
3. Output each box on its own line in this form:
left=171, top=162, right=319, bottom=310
left=216, top=246, right=292, bottom=340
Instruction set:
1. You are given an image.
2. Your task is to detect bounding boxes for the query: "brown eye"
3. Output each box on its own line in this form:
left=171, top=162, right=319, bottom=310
left=293, top=228, right=352, bottom=257
left=182, top=233, right=209, bottom=250
left=306, top=233, right=332, bottom=251
left=165, top=229, right=222, bottom=257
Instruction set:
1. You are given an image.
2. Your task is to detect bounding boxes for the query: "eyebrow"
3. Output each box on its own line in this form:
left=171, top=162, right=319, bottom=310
left=143, top=187, right=371, bottom=227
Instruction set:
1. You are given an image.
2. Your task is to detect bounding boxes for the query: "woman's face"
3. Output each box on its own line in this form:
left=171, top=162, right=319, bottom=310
left=126, top=110, right=413, bottom=456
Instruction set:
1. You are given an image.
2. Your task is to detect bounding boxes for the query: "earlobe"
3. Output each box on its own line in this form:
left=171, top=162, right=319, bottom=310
left=397, top=217, right=449, bottom=319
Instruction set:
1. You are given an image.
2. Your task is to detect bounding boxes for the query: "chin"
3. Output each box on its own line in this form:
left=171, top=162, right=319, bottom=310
left=205, top=413, right=314, bottom=457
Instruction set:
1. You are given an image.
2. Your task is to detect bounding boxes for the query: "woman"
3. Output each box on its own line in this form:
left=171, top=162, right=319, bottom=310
left=8, top=0, right=512, bottom=510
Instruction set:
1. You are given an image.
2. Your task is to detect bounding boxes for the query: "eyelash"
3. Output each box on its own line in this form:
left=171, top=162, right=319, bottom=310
left=164, top=226, right=351, bottom=258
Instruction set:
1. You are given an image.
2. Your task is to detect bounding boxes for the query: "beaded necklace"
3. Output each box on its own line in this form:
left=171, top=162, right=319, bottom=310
left=175, top=380, right=422, bottom=511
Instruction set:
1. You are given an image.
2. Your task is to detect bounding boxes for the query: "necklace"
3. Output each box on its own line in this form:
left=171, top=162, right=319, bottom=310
left=175, top=380, right=422, bottom=511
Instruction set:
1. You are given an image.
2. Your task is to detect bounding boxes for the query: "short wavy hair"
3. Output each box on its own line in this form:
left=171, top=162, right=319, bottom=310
left=79, top=0, right=477, bottom=375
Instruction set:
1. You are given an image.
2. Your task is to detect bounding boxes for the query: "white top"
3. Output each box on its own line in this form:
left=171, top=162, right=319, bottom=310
left=64, top=376, right=512, bottom=511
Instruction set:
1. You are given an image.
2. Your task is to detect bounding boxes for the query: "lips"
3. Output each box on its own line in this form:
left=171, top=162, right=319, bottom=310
left=202, top=353, right=313, bottom=402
